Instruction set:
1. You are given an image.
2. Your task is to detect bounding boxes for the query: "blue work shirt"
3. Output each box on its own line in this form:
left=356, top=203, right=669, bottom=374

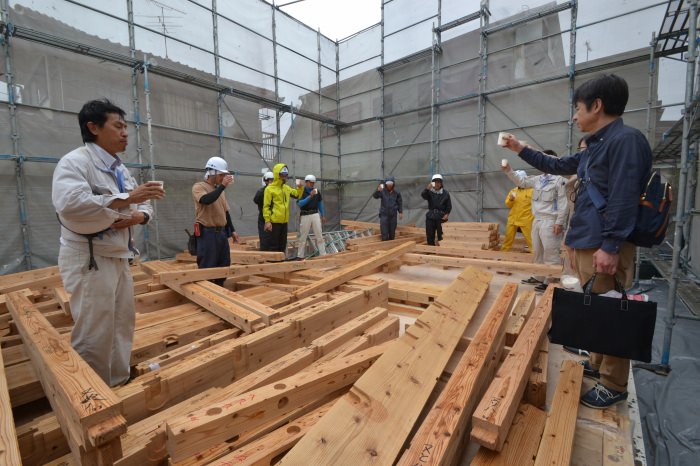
left=516, top=118, right=651, bottom=254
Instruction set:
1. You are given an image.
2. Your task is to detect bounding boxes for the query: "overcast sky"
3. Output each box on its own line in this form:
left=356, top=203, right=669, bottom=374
left=263, top=0, right=381, bottom=41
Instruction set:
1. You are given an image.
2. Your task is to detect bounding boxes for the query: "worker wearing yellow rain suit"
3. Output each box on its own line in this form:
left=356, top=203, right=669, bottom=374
left=262, top=163, right=304, bottom=254
left=502, top=175, right=534, bottom=252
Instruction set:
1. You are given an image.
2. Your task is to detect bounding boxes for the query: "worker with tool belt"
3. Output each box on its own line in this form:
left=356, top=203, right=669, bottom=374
left=192, top=156, right=239, bottom=286
left=52, top=98, right=164, bottom=387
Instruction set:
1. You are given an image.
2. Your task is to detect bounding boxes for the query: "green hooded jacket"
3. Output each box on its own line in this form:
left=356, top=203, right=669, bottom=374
left=262, top=163, right=304, bottom=224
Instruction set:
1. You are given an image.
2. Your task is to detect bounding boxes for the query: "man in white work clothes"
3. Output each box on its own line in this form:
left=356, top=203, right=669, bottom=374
left=503, top=149, right=568, bottom=291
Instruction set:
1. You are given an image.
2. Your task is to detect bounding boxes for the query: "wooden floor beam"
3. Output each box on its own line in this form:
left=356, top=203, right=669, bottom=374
left=279, top=266, right=492, bottom=465
left=471, top=286, right=555, bottom=452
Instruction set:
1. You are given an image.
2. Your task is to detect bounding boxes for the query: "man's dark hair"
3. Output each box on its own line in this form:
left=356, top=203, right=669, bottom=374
left=573, top=74, right=628, bottom=116
left=543, top=149, right=558, bottom=157
left=78, top=99, right=126, bottom=143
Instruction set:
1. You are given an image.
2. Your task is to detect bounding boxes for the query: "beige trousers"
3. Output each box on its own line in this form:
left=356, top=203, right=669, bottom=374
left=297, top=213, right=326, bottom=257
left=58, top=247, right=135, bottom=387
left=532, top=217, right=562, bottom=282
left=574, top=242, right=636, bottom=392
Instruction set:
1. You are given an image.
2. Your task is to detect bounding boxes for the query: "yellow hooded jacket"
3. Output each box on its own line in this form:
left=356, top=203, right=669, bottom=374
left=262, top=163, right=304, bottom=224
left=505, top=187, right=534, bottom=227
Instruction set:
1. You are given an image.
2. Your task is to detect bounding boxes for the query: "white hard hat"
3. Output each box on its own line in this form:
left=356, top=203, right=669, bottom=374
left=515, top=170, right=527, bottom=178
left=204, top=156, right=229, bottom=174
left=305, top=174, right=316, bottom=182
left=279, top=166, right=289, bottom=176
left=431, top=174, right=443, bottom=182
left=263, top=171, right=274, bottom=180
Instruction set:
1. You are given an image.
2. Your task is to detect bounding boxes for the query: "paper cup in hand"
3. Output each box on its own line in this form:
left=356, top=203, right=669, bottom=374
left=497, top=132, right=510, bottom=147
left=312, top=189, right=318, bottom=195
left=379, top=183, right=384, bottom=190
left=501, top=159, right=508, bottom=168
left=151, top=181, right=164, bottom=188
left=296, top=179, right=303, bottom=186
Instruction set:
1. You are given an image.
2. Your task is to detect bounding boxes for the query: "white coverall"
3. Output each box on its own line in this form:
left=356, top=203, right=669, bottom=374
left=52, top=143, right=154, bottom=387
left=507, top=169, right=568, bottom=282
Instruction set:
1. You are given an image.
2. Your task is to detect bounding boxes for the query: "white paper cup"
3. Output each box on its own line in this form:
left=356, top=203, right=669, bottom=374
left=151, top=180, right=164, bottom=188
left=501, top=159, right=508, bottom=168
left=431, top=181, right=436, bottom=188
left=312, top=188, right=318, bottom=195
left=497, top=132, right=510, bottom=147
left=295, top=179, right=303, bottom=186
left=379, top=183, right=384, bottom=190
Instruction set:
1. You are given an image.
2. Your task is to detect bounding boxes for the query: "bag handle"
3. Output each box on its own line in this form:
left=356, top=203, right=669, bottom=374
left=582, top=273, right=629, bottom=310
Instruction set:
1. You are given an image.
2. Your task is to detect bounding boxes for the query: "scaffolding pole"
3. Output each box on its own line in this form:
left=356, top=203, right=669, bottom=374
left=657, top=0, right=698, bottom=372
left=140, top=58, right=161, bottom=259
left=476, top=1, right=490, bottom=222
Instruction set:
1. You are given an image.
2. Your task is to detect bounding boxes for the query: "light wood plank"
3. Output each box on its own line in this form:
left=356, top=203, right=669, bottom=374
left=0, top=344, right=21, bottom=465
left=279, top=266, right=492, bottom=465
left=402, top=253, right=561, bottom=276
left=471, top=403, right=547, bottom=466
left=397, top=283, right=517, bottom=466
left=165, top=345, right=387, bottom=462
left=5, top=291, right=126, bottom=463
left=534, top=360, right=584, bottom=466
left=293, top=241, right=415, bottom=299
left=413, top=244, right=533, bottom=263
left=471, top=285, right=555, bottom=452
left=505, top=290, right=537, bottom=347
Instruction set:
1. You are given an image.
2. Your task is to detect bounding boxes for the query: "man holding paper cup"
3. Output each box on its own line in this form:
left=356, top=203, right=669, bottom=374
left=52, top=98, right=165, bottom=387
left=501, top=74, right=652, bottom=409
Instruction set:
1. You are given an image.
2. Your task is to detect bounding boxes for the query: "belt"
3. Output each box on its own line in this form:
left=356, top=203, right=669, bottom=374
left=200, top=225, right=225, bottom=233
left=300, top=209, right=318, bottom=216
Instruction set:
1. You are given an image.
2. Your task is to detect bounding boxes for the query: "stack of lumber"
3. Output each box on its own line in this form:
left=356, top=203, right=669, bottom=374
left=0, top=227, right=636, bottom=466
left=342, top=219, right=501, bottom=250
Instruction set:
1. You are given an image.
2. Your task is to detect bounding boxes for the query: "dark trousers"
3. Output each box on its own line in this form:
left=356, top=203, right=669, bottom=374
left=257, top=216, right=271, bottom=251
left=267, top=223, right=288, bottom=254
left=196, top=228, right=230, bottom=286
left=380, top=214, right=397, bottom=241
left=425, top=218, right=443, bottom=246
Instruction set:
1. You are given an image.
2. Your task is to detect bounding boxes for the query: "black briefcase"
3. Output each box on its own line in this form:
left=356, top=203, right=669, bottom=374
left=549, top=274, right=657, bottom=362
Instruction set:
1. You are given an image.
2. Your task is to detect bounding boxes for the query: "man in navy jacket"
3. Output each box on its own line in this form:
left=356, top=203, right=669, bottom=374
left=502, top=74, right=652, bottom=409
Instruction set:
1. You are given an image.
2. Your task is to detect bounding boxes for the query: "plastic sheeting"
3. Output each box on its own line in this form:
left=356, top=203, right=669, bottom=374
left=1, top=0, right=665, bottom=278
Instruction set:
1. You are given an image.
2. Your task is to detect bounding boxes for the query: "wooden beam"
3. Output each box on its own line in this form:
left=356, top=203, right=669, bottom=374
left=525, top=339, right=549, bottom=409
left=165, top=345, right=387, bottom=462
left=133, top=288, right=189, bottom=314
left=471, top=403, right=547, bottom=466
left=196, top=280, right=279, bottom=324
left=171, top=282, right=262, bottom=332
left=347, top=236, right=423, bottom=252
left=114, top=283, right=388, bottom=424
left=471, top=285, right=555, bottom=452
left=5, top=291, right=126, bottom=463
left=132, top=328, right=240, bottom=376
left=397, top=283, right=517, bottom=466
left=213, top=400, right=335, bottom=466
left=0, top=267, right=62, bottom=294
left=293, top=241, right=415, bottom=299
left=51, top=287, right=71, bottom=316
left=505, top=290, right=536, bottom=347
left=155, top=251, right=368, bottom=286
left=402, top=253, right=562, bottom=277
left=0, top=344, right=21, bottom=465
left=279, top=266, right=492, bottom=465
left=413, top=244, right=533, bottom=263
left=533, top=360, right=584, bottom=466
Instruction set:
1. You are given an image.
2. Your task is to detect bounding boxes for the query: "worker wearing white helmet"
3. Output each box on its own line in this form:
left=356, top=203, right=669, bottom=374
left=192, top=156, right=239, bottom=284
left=421, top=174, right=452, bottom=246
left=502, top=171, right=534, bottom=252
left=253, top=171, right=275, bottom=249
left=502, top=153, right=567, bottom=291
left=295, top=174, right=327, bottom=259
